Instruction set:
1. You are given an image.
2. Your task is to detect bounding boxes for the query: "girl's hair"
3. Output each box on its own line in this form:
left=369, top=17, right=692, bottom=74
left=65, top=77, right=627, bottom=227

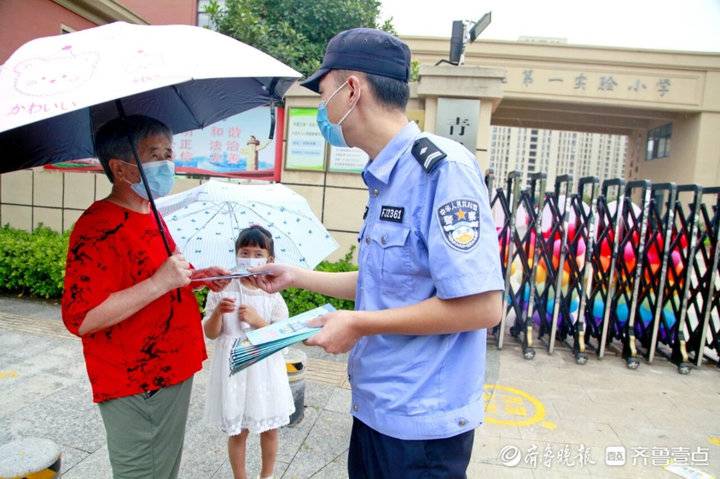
left=235, top=225, right=275, bottom=257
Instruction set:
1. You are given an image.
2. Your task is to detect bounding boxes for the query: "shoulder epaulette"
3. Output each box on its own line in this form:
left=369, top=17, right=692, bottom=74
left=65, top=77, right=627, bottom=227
left=411, top=137, right=446, bottom=173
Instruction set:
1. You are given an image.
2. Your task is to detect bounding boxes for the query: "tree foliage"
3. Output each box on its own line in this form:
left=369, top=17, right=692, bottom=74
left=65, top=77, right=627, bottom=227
left=206, top=0, right=395, bottom=76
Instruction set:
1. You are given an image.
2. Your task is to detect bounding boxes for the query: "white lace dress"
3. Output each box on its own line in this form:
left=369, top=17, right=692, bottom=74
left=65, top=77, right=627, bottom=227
left=203, top=281, right=295, bottom=435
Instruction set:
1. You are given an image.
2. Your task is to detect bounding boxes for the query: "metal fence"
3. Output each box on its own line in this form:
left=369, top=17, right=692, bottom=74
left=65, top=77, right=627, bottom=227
left=486, top=170, right=720, bottom=374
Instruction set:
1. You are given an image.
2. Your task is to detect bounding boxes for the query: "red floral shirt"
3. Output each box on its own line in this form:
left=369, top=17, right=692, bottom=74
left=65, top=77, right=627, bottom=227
left=62, top=200, right=206, bottom=403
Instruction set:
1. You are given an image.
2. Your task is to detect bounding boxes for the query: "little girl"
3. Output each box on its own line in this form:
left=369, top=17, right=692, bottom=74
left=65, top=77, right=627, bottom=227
left=203, top=225, right=295, bottom=479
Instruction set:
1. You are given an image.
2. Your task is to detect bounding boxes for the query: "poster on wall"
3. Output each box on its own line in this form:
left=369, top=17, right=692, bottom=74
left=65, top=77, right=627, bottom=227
left=328, top=146, right=368, bottom=174
left=174, top=106, right=277, bottom=178
left=285, top=107, right=326, bottom=171
left=45, top=106, right=280, bottom=180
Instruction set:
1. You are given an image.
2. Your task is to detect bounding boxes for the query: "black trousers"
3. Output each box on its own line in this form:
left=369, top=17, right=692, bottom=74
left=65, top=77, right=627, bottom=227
left=348, top=417, right=474, bottom=479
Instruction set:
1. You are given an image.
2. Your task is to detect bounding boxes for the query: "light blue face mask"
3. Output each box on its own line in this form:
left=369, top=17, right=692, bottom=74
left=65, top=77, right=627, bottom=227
left=126, top=160, right=175, bottom=200
left=316, top=81, right=357, bottom=148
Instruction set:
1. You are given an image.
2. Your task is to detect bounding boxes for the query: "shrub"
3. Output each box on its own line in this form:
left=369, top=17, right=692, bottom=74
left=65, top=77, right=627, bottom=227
left=0, top=225, right=68, bottom=298
left=194, top=288, right=209, bottom=313
left=281, top=246, right=357, bottom=316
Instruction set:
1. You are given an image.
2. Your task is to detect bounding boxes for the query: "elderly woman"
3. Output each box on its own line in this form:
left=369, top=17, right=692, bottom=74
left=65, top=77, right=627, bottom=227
left=62, top=114, right=229, bottom=479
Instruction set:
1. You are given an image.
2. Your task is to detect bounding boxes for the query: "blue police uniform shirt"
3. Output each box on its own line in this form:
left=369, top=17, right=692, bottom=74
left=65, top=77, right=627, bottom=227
left=350, top=121, right=504, bottom=440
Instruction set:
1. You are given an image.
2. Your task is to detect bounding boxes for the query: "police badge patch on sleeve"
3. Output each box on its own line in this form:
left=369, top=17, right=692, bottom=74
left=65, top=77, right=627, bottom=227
left=437, top=199, right=480, bottom=251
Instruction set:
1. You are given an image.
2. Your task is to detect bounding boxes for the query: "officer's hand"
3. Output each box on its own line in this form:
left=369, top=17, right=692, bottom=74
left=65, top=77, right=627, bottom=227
left=305, top=310, right=361, bottom=354
left=247, top=263, right=297, bottom=294
left=152, top=253, right=192, bottom=292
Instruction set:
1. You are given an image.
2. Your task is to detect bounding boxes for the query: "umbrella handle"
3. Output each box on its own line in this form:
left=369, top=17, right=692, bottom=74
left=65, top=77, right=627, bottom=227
left=269, top=101, right=276, bottom=140
left=115, top=100, right=181, bottom=302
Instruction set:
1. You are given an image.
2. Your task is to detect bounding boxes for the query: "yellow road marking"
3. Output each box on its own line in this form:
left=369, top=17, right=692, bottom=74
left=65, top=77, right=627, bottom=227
left=0, top=370, right=18, bottom=380
left=484, top=384, right=556, bottom=429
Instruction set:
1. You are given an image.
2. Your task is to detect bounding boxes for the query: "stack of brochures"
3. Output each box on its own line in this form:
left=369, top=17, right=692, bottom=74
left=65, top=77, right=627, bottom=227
left=228, top=304, right=335, bottom=374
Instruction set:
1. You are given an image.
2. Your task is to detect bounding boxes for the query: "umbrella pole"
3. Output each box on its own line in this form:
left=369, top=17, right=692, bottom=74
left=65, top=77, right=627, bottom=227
left=115, top=100, right=181, bottom=302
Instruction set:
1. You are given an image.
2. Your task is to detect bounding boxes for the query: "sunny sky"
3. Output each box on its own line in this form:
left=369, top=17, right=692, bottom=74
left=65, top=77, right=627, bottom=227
left=381, top=0, right=720, bottom=52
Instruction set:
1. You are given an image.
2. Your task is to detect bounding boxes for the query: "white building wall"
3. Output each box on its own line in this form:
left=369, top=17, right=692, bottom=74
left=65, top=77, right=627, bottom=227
left=489, top=126, right=627, bottom=189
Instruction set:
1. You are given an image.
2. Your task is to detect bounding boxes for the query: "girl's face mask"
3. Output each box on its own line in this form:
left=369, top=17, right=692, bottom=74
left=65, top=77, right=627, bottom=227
left=235, top=256, right=268, bottom=271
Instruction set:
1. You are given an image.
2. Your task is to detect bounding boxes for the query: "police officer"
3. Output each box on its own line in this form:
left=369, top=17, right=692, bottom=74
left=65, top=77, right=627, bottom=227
left=252, top=28, right=504, bottom=478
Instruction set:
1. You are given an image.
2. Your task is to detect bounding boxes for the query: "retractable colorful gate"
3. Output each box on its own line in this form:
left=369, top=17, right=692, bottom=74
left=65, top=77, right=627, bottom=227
left=488, top=171, right=720, bottom=374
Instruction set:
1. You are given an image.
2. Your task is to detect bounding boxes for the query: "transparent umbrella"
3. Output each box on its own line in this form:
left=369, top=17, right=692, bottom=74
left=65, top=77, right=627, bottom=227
left=156, top=180, right=339, bottom=270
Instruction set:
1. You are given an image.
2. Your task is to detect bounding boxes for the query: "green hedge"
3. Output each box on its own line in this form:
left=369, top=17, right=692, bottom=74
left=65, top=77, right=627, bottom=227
left=0, top=226, right=68, bottom=298
left=0, top=225, right=356, bottom=314
left=194, top=288, right=209, bottom=313
left=280, top=247, right=356, bottom=316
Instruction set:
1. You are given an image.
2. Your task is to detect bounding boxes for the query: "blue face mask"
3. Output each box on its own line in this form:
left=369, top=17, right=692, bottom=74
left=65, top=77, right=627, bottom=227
left=126, top=160, right=175, bottom=200
left=317, top=81, right=357, bottom=148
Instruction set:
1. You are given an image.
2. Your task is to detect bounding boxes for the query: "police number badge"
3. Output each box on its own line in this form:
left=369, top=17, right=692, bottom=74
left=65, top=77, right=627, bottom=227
left=437, top=199, right=480, bottom=251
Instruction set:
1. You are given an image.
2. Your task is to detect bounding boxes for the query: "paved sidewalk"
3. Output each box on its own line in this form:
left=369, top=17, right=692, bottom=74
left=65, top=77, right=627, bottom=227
left=0, top=295, right=719, bottom=478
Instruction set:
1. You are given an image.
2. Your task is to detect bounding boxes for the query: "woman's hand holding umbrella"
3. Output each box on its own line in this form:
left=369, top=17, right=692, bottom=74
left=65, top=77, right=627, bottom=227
left=150, top=253, right=193, bottom=292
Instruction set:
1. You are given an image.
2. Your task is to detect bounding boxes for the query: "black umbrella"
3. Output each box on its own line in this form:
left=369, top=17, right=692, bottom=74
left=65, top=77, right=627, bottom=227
left=0, top=21, right=300, bottom=255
